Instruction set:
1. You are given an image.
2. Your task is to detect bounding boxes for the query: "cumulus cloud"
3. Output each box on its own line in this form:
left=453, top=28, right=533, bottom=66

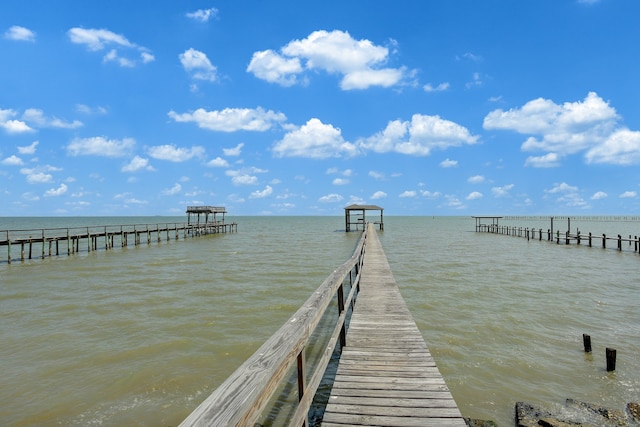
left=22, top=108, right=83, bottom=129
left=18, top=141, right=39, bottom=155
left=591, top=191, right=608, bottom=200
left=0, top=109, right=34, bottom=133
left=585, top=129, right=640, bottom=165
left=1, top=155, right=24, bottom=166
left=247, top=30, right=412, bottom=90
left=371, top=191, right=387, bottom=200
left=492, top=184, right=514, bottom=197
left=44, top=183, right=68, bottom=197
left=186, top=7, right=218, bottom=22
left=545, top=182, right=578, bottom=194
left=147, top=144, right=205, bottom=162
left=423, top=82, right=450, bottom=92
left=67, top=27, right=154, bottom=67
left=440, top=158, right=458, bottom=168
left=169, top=107, right=286, bottom=132
left=318, top=193, right=344, bottom=203
left=466, top=191, right=483, bottom=200
left=4, top=25, right=36, bottom=42
left=207, top=157, right=229, bottom=167
left=358, top=114, right=479, bottom=156
left=273, top=118, right=357, bottom=159
left=179, top=48, right=217, bottom=82
left=67, top=136, right=135, bottom=157
left=250, top=185, right=273, bottom=198
left=483, top=92, right=640, bottom=165
left=524, top=152, right=561, bottom=168
left=400, top=190, right=417, bottom=198
left=162, top=183, right=182, bottom=196
left=620, top=191, right=637, bottom=198
left=468, top=175, right=485, bottom=184
left=122, top=155, right=154, bottom=172
left=223, top=143, right=244, bottom=156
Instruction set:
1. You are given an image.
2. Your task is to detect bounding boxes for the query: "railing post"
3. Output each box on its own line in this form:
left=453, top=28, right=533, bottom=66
left=337, top=284, right=346, bottom=349
left=296, top=351, right=308, bottom=427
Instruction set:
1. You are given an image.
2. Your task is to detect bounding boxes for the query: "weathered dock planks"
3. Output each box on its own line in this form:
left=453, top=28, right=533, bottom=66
left=322, top=223, right=466, bottom=427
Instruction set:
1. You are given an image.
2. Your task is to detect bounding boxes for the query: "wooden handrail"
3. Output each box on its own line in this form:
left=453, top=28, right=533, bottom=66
left=179, top=226, right=369, bottom=427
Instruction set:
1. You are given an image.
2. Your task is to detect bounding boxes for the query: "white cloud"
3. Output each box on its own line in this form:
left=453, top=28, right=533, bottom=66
left=585, top=129, right=640, bottom=165
left=162, top=183, right=182, bottom=196
left=76, top=104, right=108, bottom=115
left=332, top=178, right=349, bottom=185
left=492, top=184, right=514, bottom=197
left=466, top=191, right=483, bottom=200
left=369, top=171, right=385, bottom=180
left=122, top=155, right=154, bottom=172
left=250, top=185, right=273, bottom=198
left=0, top=109, right=33, bottom=133
left=467, top=175, right=485, bottom=184
left=440, top=158, right=458, bottom=168
left=25, top=172, right=53, bottom=184
left=207, top=157, right=229, bottom=167
left=591, top=191, right=608, bottom=200
left=484, top=92, right=627, bottom=165
left=226, top=169, right=259, bottom=185
left=223, top=143, right=244, bottom=156
left=358, top=114, right=479, bottom=156
left=1, top=155, right=24, bottom=166
left=423, top=82, right=450, bottom=92
left=169, top=107, right=286, bottom=132
left=247, top=50, right=303, bottom=87
left=67, top=27, right=154, bottom=67
left=524, top=152, right=561, bottom=168
left=67, top=136, right=135, bottom=157
left=545, top=182, right=578, bottom=194
left=466, top=72, right=483, bottom=89
left=420, top=190, right=441, bottom=198
left=273, top=118, right=357, bottom=159
left=186, top=8, right=218, bottom=22
left=318, top=193, right=344, bottom=203
left=18, top=141, right=39, bottom=155
left=620, top=191, right=637, bottom=198
left=44, top=183, right=68, bottom=197
left=147, top=144, right=205, bottom=162
left=248, top=30, right=412, bottom=90
left=371, top=191, right=387, bottom=200
left=400, top=190, right=417, bottom=198
left=179, top=48, right=217, bottom=82
left=4, top=25, right=36, bottom=42
left=22, top=108, right=83, bottom=129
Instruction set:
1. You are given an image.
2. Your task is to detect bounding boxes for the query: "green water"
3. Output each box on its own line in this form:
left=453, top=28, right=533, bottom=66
left=1, top=216, right=639, bottom=426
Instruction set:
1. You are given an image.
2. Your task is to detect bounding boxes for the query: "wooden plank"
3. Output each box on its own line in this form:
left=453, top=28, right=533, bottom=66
left=321, top=223, right=466, bottom=427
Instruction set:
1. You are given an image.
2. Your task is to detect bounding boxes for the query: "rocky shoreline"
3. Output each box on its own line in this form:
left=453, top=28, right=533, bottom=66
left=464, top=399, right=640, bottom=427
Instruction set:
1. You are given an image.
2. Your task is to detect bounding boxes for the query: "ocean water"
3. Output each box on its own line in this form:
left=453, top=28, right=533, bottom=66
left=1, top=216, right=638, bottom=426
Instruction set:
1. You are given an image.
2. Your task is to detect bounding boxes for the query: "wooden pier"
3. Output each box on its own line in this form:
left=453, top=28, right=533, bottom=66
left=322, top=223, right=465, bottom=427
left=179, top=223, right=463, bottom=427
left=474, top=216, right=640, bottom=255
left=1, top=207, right=237, bottom=264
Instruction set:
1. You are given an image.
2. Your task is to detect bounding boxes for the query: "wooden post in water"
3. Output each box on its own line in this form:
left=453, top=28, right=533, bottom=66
left=583, top=334, right=592, bottom=352
left=7, top=231, right=11, bottom=264
left=42, top=230, right=45, bottom=259
left=602, top=234, right=606, bottom=249
left=618, top=235, right=622, bottom=251
left=606, top=348, right=616, bottom=371
left=589, top=232, right=592, bottom=247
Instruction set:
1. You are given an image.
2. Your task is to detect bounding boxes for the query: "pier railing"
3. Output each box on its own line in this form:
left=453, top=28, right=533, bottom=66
left=477, top=224, right=640, bottom=254
left=0, top=221, right=237, bottom=264
left=179, top=226, right=369, bottom=427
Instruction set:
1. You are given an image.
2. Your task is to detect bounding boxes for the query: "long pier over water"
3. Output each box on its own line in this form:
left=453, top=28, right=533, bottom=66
left=180, top=223, right=464, bottom=427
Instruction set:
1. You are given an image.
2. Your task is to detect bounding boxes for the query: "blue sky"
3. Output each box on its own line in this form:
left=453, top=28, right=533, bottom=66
left=2, top=0, right=640, bottom=216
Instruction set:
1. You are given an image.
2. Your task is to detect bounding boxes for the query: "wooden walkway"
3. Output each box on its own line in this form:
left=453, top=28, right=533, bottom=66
left=322, top=224, right=466, bottom=427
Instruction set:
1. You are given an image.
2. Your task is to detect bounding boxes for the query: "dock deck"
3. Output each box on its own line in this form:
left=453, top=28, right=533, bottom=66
left=322, top=224, right=466, bottom=427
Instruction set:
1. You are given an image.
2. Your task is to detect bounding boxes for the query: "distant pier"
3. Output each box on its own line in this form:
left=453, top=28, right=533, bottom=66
left=473, top=216, right=640, bottom=255
left=1, top=206, right=236, bottom=264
